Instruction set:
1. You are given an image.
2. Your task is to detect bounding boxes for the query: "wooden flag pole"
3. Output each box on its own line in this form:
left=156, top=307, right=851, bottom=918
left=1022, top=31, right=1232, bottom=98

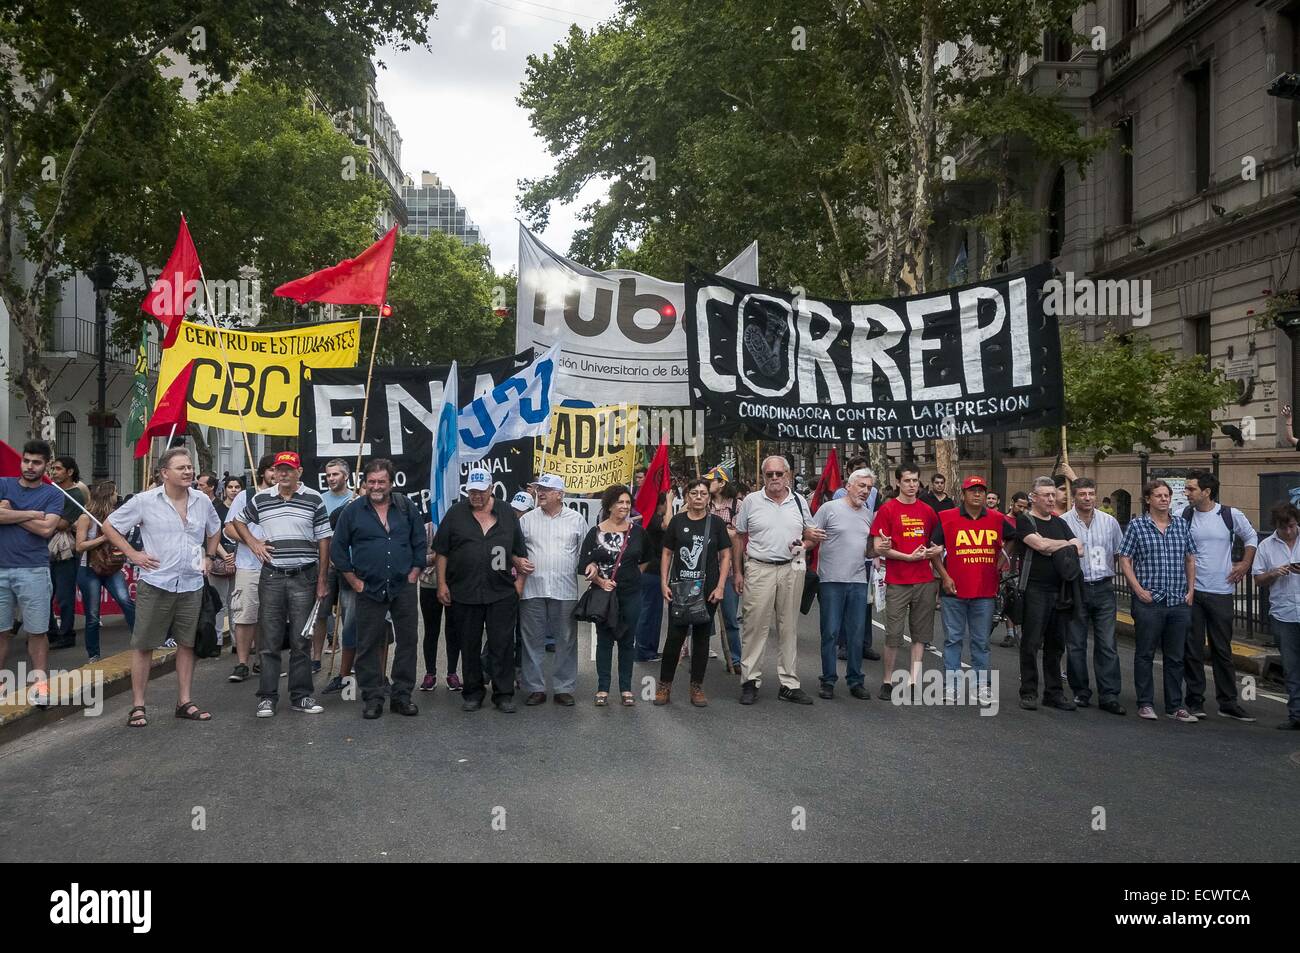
left=1060, top=424, right=1072, bottom=497
left=755, top=440, right=761, bottom=485
left=354, top=311, right=384, bottom=478
left=192, top=252, right=257, bottom=482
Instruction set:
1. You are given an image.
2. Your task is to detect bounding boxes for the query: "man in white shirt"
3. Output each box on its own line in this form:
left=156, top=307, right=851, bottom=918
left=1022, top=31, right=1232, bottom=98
left=1062, top=478, right=1127, bottom=714
left=1250, top=501, right=1300, bottom=730
left=734, top=455, right=824, bottom=706
left=518, top=474, right=587, bottom=706
left=101, top=447, right=222, bottom=726
left=1183, top=470, right=1258, bottom=722
left=224, top=455, right=275, bottom=683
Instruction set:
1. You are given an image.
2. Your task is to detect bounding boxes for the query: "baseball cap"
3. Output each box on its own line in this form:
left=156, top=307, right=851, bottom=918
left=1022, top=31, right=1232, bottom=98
left=273, top=451, right=301, bottom=469
left=465, top=468, right=493, bottom=492
left=533, top=473, right=565, bottom=493
left=705, top=464, right=731, bottom=484
left=961, top=476, right=988, bottom=490
left=511, top=491, right=535, bottom=512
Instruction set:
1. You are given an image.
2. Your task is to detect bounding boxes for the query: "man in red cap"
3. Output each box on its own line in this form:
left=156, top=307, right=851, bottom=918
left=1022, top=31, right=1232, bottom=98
left=930, top=476, right=1008, bottom=705
left=231, top=450, right=332, bottom=718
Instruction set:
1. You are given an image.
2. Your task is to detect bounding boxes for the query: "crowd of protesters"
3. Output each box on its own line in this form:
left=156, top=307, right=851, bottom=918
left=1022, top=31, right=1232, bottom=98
left=0, top=437, right=1296, bottom=732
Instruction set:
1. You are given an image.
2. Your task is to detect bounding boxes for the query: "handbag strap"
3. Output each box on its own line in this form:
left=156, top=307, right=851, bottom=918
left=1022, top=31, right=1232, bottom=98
left=609, top=525, right=630, bottom=579
left=669, top=512, right=713, bottom=585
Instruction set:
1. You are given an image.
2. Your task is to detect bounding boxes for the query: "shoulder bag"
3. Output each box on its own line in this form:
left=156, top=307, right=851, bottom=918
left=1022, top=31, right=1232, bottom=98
left=573, top=528, right=628, bottom=628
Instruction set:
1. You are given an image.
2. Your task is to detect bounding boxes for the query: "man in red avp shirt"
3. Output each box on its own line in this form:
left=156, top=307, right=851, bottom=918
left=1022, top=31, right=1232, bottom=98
left=929, top=476, right=1008, bottom=704
left=870, top=464, right=941, bottom=700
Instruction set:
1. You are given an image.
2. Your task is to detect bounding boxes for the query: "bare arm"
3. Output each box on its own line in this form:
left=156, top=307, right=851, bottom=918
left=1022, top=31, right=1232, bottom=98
left=1184, top=552, right=1196, bottom=605
left=74, top=513, right=107, bottom=553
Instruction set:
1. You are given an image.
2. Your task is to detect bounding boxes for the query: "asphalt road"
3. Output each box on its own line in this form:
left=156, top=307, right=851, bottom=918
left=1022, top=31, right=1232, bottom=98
left=2, top=611, right=1297, bottom=863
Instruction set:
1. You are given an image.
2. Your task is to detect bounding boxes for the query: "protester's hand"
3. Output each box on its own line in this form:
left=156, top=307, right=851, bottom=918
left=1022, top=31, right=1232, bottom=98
left=1227, top=561, right=1249, bottom=585
left=219, top=554, right=234, bottom=574
left=599, top=576, right=616, bottom=592
left=942, top=576, right=957, bottom=596
left=316, top=574, right=329, bottom=600
left=437, top=582, right=451, bottom=606
left=710, top=583, right=726, bottom=604
left=805, top=526, right=827, bottom=543
left=875, top=534, right=891, bottom=554
left=1184, top=589, right=1194, bottom=607
left=1276, top=564, right=1294, bottom=580
left=1060, top=462, right=1078, bottom=482
left=662, top=581, right=672, bottom=602
left=1283, top=403, right=1293, bottom=420
left=407, top=567, right=421, bottom=584
left=0, top=500, right=9, bottom=510
left=733, top=572, right=744, bottom=595
left=1135, top=586, right=1154, bottom=604
left=1074, top=539, right=1085, bottom=556
left=513, top=556, right=535, bottom=575
left=925, top=544, right=944, bottom=559
left=128, top=549, right=160, bottom=571
left=247, top=538, right=273, bottom=564
left=584, top=563, right=599, bottom=582
left=350, top=575, right=365, bottom=594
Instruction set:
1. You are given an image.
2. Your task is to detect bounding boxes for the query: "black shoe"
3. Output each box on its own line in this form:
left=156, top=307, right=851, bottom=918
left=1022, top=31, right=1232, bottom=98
left=462, top=698, right=483, bottom=712
left=778, top=686, right=814, bottom=705
left=862, top=648, right=881, bottom=661
left=1098, top=699, right=1127, bottom=715
left=363, top=703, right=383, bottom=720
left=390, top=698, right=419, bottom=716
left=1045, top=696, right=1077, bottom=711
left=1275, top=719, right=1300, bottom=730
left=496, top=698, right=517, bottom=714
left=1073, top=695, right=1092, bottom=708
left=227, top=663, right=250, bottom=683
left=878, top=682, right=894, bottom=701
left=525, top=692, right=547, bottom=706
left=1187, top=706, right=1207, bottom=720
left=818, top=683, right=834, bottom=699
left=740, top=680, right=758, bottom=705
left=1218, top=704, right=1256, bottom=723
left=48, top=636, right=75, bottom=650
left=1019, top=696, right=1038, bottom=710
left=849, top=684, right=871, bottom=700
left=999, top=635, right=1015, bottom=648
left=553, top=693, right=575, bottom=706
left=322, top=674, right=348, bottom=694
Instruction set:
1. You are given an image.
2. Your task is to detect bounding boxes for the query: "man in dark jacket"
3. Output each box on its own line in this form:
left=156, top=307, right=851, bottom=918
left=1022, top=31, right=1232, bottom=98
left=331, top=459, right=427, bottom=720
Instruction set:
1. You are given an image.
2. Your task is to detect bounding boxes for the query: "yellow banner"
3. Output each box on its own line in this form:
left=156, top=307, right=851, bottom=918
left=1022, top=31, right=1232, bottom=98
left=534, top=403, right=637, bottom=494
left=156, top=319, right=361, bottom=436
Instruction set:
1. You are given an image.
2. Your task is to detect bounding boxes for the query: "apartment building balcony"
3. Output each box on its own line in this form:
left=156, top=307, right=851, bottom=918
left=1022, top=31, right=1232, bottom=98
left=42, top=314, right=162, bottom=368
left=1020, top=52, right=1099, bottom=113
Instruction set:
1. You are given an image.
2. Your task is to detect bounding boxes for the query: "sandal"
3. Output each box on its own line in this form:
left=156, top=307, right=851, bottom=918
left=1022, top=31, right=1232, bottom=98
left=595, top=692, right=609, bottom=707
left=175, top=701, right=212, bottom=721
left=621, top=692, right=635, bottom=707
left=127, top=705, right=147, bottom=728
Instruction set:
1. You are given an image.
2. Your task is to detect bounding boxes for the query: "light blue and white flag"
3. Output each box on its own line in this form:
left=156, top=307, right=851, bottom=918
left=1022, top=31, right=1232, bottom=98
left=429, top=361, right=460, bottom=531
left=457, top=343, right=561, bottom=463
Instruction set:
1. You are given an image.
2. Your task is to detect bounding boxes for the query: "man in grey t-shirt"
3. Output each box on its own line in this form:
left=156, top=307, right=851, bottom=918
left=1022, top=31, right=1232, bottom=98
left=812, top=469, right=875, bottom=699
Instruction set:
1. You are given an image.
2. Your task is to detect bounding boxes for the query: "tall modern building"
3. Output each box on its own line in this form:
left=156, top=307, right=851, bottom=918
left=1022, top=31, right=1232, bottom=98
left=401, top=171, right=484, bottom=248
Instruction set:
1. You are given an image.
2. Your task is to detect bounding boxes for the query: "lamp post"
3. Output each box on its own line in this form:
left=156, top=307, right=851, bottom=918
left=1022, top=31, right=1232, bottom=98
left=88, top=250, right=117, bottom=482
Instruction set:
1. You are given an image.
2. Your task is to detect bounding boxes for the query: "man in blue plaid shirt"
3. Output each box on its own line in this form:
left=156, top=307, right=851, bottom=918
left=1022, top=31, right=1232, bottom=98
left=1118, top=479, right=1198, bottom=723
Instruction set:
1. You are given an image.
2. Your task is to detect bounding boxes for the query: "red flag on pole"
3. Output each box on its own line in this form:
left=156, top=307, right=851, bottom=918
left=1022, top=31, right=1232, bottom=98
left=810, top=448, right=843, bottom=513
left=273, top=226, right=398, bottom=307
left=635, top=436, right=672, bottom=522
left=141, top=214, right=203, bottom=349
left=134, top=361, right=195, bottom=459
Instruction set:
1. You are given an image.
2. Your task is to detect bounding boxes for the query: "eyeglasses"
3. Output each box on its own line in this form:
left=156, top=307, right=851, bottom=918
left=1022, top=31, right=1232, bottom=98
left=763, top=471, right=785, bottom=479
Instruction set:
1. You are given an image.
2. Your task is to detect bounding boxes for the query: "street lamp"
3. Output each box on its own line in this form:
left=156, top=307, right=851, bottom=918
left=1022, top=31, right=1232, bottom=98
left=88, top=250, right=117, bottom=482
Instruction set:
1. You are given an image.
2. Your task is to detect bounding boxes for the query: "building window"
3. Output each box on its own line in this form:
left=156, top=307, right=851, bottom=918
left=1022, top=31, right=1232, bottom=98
left=1112, top=489, right=1132, bottom=526
left=56, top=411, right=76, bottom=459
left=1117, top=117, right=1134, bottom=226
left=1043, top=30, right=1071, bottom=62
left=1190, top=314, right=1212, bottom=450
left=1186, top=65, right=1211, bottom=193
left=1122, top=0, right=1137, bottom=35
left=1047, top=167, right=1066, bottom=259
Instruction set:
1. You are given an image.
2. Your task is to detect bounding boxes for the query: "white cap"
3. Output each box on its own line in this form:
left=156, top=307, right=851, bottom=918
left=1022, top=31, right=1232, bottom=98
left=510, top=491, right=534, bottom=512
left=533, top=473, right=565, bottom=493
left=465, top=468, right=493, bottom=492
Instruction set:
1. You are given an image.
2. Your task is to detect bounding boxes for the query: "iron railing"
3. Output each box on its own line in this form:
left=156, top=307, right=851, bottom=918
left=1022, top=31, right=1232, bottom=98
left=46, top=315, right=161, bottom=367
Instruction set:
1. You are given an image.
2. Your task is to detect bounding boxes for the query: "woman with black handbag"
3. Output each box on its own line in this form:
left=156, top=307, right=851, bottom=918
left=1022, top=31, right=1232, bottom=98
left=656, top=479, right=730, bottom=707
left=579, top=484, right=648, bottom=706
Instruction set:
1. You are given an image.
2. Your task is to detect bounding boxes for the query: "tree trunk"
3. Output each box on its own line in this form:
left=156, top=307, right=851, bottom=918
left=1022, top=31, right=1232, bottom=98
left=12, top=300, right=52, bottom=442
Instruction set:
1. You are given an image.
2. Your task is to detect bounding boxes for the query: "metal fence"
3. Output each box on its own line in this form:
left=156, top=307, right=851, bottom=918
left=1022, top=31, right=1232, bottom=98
left=1111, top=563, right=1274, bottom=644
left=47, top=315, right=161, bottom=367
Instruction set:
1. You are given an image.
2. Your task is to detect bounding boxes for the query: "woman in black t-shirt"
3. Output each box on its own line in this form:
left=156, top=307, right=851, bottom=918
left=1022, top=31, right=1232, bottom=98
left=657, top=479, right=731, bottom=706
left=580, top=484, right=649, bottom=706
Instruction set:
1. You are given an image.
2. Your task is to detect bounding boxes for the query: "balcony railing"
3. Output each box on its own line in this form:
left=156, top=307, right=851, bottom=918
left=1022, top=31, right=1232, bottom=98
left=45, top=315, right=162, bottom=368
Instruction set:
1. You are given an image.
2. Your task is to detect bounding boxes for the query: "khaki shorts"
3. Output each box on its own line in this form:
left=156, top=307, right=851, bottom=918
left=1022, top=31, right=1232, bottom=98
left=131, top=581, right=202, bottom=651
left=884, top=579, right=939, bottom=648
left=230, top=568, right=262, bottom=626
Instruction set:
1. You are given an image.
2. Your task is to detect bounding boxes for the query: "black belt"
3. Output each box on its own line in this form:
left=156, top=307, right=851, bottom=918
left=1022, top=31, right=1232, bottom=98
left=750, top=557, right=793, bottom=565
left=262, top=564, right=316, bottom=577
left=1082, top=577, right=1114, bottom=585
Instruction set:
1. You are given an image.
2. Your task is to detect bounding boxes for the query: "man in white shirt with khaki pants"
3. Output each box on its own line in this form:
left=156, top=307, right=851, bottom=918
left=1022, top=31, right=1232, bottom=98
left=734, top=455, right=824, bottom=706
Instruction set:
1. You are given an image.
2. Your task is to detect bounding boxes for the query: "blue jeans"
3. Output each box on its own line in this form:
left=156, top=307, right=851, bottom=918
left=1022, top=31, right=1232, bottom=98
left=940, top=595, right=993, bottom=675
left=1275, top=619, right=1300, bottom=723
left=50, top=557, right=78, bottom=638
left=635, top=571, right=663, bottom=660
left=721, top=576, right=741, bottom=664
left=818, top=582, right=867, bottom=687
left=1131, top=599, right=1189, bottom=714
left=1067, top=579, right=1121, bottom=704
left=76, top=566, right=136, bottom=660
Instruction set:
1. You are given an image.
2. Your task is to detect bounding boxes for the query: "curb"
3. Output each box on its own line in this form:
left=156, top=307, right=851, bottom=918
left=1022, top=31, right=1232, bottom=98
left=1114, top=610, right=1281, bottom=679
left=0, top=647, right=178, bottom=745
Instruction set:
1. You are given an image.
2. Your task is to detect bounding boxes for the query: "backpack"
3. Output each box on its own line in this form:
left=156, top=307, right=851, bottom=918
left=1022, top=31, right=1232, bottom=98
left=1181, top=504, right=1245, bottom=562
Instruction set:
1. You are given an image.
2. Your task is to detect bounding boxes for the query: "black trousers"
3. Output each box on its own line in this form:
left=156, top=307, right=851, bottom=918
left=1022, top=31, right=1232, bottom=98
left=660, top=621, right=711, bottom=684
left=1186, top=590, right=1237, bottom=708
left=1019, top=584, right=1069, bottom=703
left=418, top=585, right=460, bottom=676
left=451, top=595, right=518, bottom=704
left=355, top=583, right=419, bottom=705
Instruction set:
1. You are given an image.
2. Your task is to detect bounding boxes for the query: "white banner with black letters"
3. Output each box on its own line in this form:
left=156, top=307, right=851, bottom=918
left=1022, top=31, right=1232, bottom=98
left=684, top=264, right=1062, bottom=443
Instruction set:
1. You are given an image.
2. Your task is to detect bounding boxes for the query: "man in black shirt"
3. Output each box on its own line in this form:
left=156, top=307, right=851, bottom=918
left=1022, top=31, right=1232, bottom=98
left=919, top=473, right=956, bottom=513
left=1014, top=476, right=1083, bottom=711
left=432, top=468, right=532, bottom=713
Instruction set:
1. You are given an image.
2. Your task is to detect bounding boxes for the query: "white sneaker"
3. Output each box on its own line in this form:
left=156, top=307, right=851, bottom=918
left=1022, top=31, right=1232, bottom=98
left=256, top=699, right=275, bottom=718
left=978, top=687, right=994, bottom=706
left=1138, top=705, right=1158, bottom=720
left=293, top=697, right=324, bottom=714
left=942, top=687, right=958, bottom=705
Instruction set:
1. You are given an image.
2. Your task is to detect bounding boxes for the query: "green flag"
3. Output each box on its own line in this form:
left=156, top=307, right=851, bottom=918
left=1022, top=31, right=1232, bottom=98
left=125, top=324, right=150, bottom=444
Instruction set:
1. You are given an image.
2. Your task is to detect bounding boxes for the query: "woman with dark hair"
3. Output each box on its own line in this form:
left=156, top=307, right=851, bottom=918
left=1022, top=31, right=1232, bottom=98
left=580, top=484, right=649, bottom=706
left=657, top=478, right=730, bottom=706
left=74, top=482, right=136, bottom=662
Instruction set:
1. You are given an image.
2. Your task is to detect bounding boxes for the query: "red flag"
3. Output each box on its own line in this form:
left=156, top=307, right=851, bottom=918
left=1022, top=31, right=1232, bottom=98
left=134, top=361, right=195, bottom=459
left=810, top=448, right=842, bottom=513
left=635, top=437, right=671, bottom=522
left=0, top=439, right=53, bottom=482
left=142, top=214, right=203, bottom=349
left=273, top=226, right=398, bottom=307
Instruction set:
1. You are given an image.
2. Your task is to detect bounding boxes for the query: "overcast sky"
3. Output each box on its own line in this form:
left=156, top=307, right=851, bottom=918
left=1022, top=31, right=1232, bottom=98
left=376, top=0, right=619, bottom=275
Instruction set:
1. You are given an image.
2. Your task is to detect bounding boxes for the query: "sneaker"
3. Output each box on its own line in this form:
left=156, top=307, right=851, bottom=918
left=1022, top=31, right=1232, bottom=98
left=1098, top=699, right=1127, bottom=715
left=739, top=680, right=757, bottom=705
left=1187, top=706, right=1207, bottom=720
left=227, top=663, right=250, bottom=683
left=1172, top=708, right=1197, bottom=723
left=1138, top=705, right=1158, bottom=720
left=943, top=687, right=958, bottom=705
left=778, top=686, right=814, bottom=705
left=818, top=683, right=834, bottom=699
left=708, top=649, right=718, bottom=659
left=1275, top=719, right=1300, bottom=730
left=978, top=686, right=995, bottom=706
left=30, top=682, right=49, bottom=708
left=87, top=655, right=101, bottom=664
left=163, top=638, right=177, bottom=648
left=1073, top=695, right=1092, bottom=708
left=877, top=682, right=894, bottom=701
left=999, top=635, right=1015, bottom=648
left=312, top=660, right=322, bottom=674
left=446, top=674, right=463, bottom=692
left=256, top=699, right=275, bottom=718
left=292, top=697, right=324, bottom=714
left=419, top=674, right=437, bottom=692
left=1019, top=696, right=1038, bottom=710
left=1218, top=704, right=1256, bottom=723
left=322, top=675, right=346, bottom=694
